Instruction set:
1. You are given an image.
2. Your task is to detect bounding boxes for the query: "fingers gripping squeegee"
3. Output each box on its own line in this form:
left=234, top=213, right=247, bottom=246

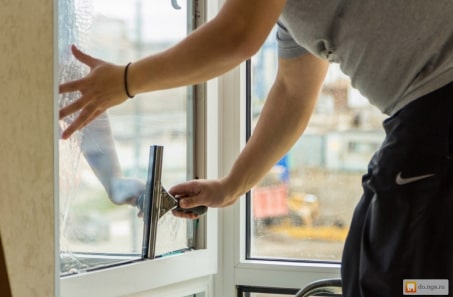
left=138, top=145, right=207, bottom=258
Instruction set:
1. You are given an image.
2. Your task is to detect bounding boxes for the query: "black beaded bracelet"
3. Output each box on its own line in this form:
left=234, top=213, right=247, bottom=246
left=124, top=62, right=134, bottom=99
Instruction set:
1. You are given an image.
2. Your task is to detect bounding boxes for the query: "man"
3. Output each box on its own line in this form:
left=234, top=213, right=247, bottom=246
left=59, top=0, right=453, bottom=295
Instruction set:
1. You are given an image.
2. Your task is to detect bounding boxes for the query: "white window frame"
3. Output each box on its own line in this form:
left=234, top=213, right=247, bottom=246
left=59, top=0, right=342, bottom=295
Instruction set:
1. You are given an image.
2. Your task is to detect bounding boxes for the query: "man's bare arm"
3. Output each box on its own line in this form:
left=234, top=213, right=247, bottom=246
left=170, top=54, right=329, bottom=215
left=59, top=0, right=287, bottom=139
left=224, top=54, right=329, bottom=200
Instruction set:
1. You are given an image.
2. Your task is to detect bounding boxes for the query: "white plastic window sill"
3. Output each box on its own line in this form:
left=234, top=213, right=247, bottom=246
left=61, top=243, right=216, bottom=297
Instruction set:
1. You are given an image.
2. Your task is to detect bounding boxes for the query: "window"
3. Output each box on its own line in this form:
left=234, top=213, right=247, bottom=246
left=58, top=0, right=206, bottom=276
left=246, top=27, right=386, bottom=263
left=213, top=24, right=384, bottom=297
left=59, top=1, right=217, bottom=296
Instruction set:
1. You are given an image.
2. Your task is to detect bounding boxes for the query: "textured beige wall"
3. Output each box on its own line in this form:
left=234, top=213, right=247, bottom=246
left=0, top=0, right=56, bottom=296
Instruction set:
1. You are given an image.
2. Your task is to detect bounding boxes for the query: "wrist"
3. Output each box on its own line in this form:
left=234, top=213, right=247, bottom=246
left=124, top=63, right=134, bottom=98
left=220, top=174, right=247, bottom=205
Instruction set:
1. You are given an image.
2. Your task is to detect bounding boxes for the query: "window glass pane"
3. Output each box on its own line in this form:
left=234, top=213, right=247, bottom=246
left=58, top=0, right=193, bottom=275
left=248, top=28, right=386, bottom=261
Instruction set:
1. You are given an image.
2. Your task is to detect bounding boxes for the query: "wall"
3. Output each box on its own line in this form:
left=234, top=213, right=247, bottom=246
left=0, top=0, right=56, bottom=296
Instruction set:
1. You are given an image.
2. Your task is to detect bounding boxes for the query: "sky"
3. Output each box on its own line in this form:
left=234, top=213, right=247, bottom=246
left=92, top=0, right=188, bottom=41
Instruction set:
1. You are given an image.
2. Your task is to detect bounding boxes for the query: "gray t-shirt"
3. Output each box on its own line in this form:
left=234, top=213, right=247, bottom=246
left=277, top=0, right=453, bottom=115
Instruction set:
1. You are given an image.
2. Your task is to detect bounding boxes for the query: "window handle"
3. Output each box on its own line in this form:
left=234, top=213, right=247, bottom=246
left=171, top=0, right=181, bottom=10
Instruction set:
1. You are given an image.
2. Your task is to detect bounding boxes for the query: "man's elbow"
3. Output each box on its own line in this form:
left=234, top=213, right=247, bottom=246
left=217, top=19, right=265, bottom=61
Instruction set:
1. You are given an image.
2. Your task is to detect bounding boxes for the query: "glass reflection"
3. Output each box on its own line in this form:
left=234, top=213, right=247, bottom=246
left=58, top=0, right=193, bottom=275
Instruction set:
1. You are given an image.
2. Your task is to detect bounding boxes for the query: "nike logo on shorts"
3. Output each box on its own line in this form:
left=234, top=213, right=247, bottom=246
left=395, top=172, right=435, bottom=185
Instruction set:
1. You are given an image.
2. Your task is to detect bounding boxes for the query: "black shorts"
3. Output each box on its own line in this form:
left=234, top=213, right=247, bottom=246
left=341, top=82, right=453, bottom=297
